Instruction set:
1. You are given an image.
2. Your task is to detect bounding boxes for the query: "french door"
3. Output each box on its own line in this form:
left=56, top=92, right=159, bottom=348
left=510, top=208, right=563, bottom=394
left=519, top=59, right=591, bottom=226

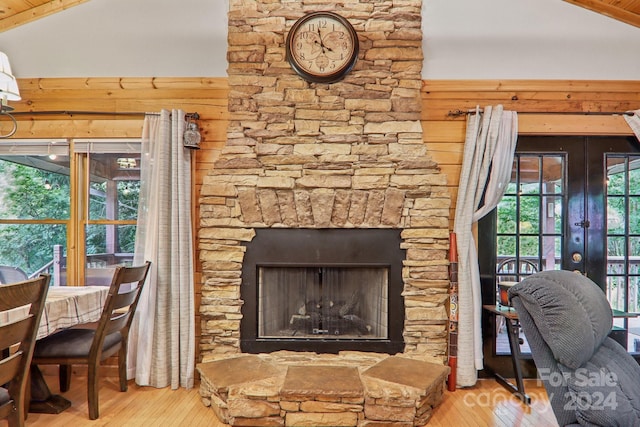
left=480, top=135, right=640, bottom=378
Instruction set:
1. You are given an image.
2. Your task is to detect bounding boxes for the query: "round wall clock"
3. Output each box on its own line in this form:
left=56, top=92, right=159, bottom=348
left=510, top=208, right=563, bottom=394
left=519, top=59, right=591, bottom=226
left=285, top=11, right=359, bottom=84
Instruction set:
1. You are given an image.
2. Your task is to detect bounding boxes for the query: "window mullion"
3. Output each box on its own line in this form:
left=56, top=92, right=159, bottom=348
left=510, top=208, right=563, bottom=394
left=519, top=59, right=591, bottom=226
left=67, top=146, right=87, bottom=286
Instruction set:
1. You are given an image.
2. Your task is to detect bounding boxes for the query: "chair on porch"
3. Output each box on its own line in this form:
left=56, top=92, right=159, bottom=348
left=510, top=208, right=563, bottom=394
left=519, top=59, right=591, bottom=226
left=496, top=257, right=538, bottom=284
left=0, top=266, right=28, bottom=285
left=509, top=270, right=640, bottom=426
left=32, top=262, right=151, bottom=420
left=496, top=258, right=538, bottom=333
left=0, top=275, right=50, bottom=427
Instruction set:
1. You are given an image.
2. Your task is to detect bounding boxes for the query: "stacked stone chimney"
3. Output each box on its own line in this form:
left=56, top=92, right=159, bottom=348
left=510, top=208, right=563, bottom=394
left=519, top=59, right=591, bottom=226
left=198, top=0, right=450, bottom=363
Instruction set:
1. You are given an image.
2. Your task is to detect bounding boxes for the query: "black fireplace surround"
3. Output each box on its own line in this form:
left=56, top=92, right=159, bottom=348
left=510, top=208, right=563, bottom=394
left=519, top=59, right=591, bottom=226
left=240, top=228, right=406, bottom=354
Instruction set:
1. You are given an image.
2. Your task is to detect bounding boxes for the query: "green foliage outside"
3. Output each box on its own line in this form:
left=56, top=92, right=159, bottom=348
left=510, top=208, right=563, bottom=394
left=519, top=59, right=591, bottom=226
left=496, top=183, right=552, bottom=259
left=0, top=158, right=139, bottom=276
left=606, top=166, right=640, bottom=259
left=497, top=159, right=640, bottom=260
left=87, top=180, right=139, bottom=255
left=0, top=160, right=69, bottom=275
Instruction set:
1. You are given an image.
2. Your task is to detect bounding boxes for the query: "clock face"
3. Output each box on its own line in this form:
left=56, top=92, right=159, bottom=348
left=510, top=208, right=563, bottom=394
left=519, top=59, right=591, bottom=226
left=286, top=12, right=359, bottom=83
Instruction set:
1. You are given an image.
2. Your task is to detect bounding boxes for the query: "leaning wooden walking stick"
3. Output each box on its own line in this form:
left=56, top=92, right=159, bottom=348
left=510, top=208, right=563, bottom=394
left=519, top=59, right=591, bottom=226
left=447, top=232, right=458, bottom=391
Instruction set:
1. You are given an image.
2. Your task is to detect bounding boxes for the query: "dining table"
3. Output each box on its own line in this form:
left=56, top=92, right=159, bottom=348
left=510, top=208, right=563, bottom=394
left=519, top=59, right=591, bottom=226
left=0, top=285, right=110, bottom=414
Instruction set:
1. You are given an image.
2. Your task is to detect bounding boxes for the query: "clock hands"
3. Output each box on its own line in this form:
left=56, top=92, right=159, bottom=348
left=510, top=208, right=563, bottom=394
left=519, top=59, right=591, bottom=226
left=313, top=40, right=334, bottom=54
left=314, top=27, right=334, bottom=54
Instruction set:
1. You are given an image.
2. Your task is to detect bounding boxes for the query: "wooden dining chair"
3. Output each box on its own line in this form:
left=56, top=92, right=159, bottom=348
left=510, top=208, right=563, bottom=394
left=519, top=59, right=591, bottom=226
left=32, top=262, right=151, bottom=420
left=0, top=275, right=50, bottom=427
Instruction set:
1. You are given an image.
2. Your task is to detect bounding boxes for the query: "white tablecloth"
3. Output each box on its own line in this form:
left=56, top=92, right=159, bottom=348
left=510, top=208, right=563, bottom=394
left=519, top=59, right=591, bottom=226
left=0, top=286, right=109, bottom=340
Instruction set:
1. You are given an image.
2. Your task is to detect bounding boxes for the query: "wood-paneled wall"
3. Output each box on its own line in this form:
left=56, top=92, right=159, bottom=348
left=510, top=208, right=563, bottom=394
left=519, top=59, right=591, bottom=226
left=8, top=77, right=639, bottom=361
left=422, top=80, right=639, bottom=222
left=8, top=77, right=230, bottom=361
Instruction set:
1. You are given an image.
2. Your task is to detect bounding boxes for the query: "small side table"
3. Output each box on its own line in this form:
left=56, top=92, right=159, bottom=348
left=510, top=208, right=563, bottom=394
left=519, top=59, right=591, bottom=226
left=483, top=304, right=531, bottom=405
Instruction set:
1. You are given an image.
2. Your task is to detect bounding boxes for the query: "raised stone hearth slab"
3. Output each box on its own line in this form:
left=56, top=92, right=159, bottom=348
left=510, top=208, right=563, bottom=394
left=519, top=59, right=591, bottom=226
left=281, top=365, right=364, bottom=400
left=197, top=352, right=449, bottom=427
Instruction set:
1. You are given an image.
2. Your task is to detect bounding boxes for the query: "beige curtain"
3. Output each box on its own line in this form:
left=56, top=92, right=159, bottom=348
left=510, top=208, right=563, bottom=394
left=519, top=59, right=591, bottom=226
left=127, top=109, right=195, bottom=389
left=625, top=110, right=640, bottom=141
left=453, top=105, right=518, bottom=387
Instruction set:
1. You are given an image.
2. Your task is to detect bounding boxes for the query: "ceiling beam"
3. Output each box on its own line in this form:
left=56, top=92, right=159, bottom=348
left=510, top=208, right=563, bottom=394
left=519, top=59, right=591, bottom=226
left=563, top=0, right=640, bottom=28
left=0, top=0, right=90, bottom=33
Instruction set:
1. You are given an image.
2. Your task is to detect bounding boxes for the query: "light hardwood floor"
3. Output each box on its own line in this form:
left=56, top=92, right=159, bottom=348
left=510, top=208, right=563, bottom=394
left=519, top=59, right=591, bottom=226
left=4, top=373, right=559, bottom=427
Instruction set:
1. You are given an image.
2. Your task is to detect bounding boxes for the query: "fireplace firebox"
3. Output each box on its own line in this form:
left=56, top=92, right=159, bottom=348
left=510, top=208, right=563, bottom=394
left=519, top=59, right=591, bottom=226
left=240, top=229, right=405, bottom=353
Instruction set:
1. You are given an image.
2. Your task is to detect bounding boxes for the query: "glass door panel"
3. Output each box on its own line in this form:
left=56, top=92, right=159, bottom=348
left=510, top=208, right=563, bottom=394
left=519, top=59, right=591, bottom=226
left=606, top=154, right=640, bottom=351
left=258, top=266, right=388, bottom=339
left=496, top=155, right=564, bottom=285
left=494, top=153, right=565, bottom=355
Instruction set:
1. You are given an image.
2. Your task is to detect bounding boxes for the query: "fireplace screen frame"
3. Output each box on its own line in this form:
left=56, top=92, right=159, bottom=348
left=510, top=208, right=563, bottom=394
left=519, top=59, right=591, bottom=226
left=240, top=228, right=405, bottom=354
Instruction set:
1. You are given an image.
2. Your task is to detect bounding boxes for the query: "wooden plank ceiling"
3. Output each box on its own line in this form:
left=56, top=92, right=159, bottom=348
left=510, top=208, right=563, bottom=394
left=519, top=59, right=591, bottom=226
left=0, top=0, right=639, bottom=33
left=0, top=0, right=89, bottom=32
left=564, top=0, right=640, bottom=27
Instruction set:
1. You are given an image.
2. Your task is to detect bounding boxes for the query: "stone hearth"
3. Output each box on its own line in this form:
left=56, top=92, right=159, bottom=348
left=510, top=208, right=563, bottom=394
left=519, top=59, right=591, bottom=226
left=197, top=352, right=449, bottom=427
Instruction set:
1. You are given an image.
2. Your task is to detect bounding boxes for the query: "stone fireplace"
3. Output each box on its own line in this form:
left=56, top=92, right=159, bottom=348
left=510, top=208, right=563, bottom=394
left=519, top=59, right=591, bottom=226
left=198, top=0, right=451, bottom=364
left=196, top=1, right=451, bottom=424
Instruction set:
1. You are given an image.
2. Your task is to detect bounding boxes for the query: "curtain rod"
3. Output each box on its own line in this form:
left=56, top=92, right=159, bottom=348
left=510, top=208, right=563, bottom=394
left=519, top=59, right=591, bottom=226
left=446, top=109, right=636, bottom=118
left=9, top=110, right=200, bottom=120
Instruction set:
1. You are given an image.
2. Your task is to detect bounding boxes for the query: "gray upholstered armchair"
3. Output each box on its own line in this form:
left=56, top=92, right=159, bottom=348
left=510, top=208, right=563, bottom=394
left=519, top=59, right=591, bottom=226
left=509, top=270, right=640, bottom=427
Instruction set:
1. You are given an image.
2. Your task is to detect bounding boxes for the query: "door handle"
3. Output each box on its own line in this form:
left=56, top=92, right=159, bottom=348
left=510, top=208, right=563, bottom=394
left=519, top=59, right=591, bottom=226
left=574, top=220, right=590, bottom=228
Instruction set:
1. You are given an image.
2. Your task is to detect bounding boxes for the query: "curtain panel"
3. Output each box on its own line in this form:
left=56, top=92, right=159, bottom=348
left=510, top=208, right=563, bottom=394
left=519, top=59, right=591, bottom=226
left=625, top=110, right=640, bottom=142
left=127, top=109, right=195, bottom=389
left=453, top=105, right=518, bottom=387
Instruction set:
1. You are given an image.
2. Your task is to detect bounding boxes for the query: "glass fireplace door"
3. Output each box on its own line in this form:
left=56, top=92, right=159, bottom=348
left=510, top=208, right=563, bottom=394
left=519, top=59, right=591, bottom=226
left=258, top=266, right=389, bottom=340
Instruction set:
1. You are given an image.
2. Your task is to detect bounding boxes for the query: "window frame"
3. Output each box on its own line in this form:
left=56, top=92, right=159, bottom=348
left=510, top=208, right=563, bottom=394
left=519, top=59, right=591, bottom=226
left=0, top=138, right=140, bottom=286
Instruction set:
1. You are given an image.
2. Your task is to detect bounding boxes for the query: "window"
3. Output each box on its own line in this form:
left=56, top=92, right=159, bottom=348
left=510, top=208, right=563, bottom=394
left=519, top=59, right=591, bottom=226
left=0, top=140, right=70, bottom=283
left=0, top=139, right=140, bottom=285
